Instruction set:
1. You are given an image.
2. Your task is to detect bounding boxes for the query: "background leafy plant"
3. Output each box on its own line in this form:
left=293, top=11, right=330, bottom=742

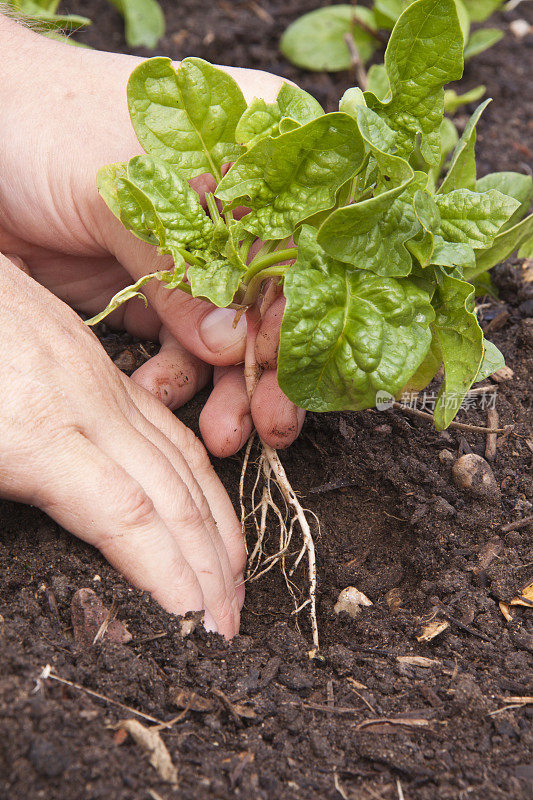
left=280, top=0, right=506, bottom=73
left=88, top=0, right=532, bottom=431
left=9, top=0, right=165, bottom=48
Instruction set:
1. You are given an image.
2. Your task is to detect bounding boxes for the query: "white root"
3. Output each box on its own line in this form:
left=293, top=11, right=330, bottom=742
left=239, top=435, right=320, bottom=652
left=239, top=288, right=320, bottom=652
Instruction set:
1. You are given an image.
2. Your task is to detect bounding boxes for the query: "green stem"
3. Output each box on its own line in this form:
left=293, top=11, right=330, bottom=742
left=241, top=265, right=289, bottom=306
left=243, top=248, right=297, bottom=284
left=205, top=192, right=222, bottom=224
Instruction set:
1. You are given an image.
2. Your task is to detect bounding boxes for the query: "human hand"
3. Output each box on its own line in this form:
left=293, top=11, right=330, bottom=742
left=0, top=256, right=246, bottom=638
left=0, top=16, right=305, bottom=457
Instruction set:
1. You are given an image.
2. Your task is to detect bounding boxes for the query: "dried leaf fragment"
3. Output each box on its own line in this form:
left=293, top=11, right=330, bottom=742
left=354, top=717, right=430, bottom=731
left=172, top=688, right=214, bottom=713
left=499, top=601, right=513, bottom=622
left=490, top=366, right=514, bottom=383
left=416, top=620, right=449, bottom=642
left=71, top=589, right=131, bottom=646
left=117, top=719, right=178, bottom=785
left=334, top=587, right=373, bottom=618
left=510, top=581, right=533, bottom=608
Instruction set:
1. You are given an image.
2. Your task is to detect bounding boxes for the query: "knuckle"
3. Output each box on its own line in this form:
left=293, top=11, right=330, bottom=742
left=118, top=484, right=156, bottom=530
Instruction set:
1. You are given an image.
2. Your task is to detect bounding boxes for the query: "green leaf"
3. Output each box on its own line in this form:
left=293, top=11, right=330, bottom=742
left=365, top=0, right=464, bottom=165
left=464, top=28, right=504, bottom=61
left=108, top=0, right=165, bottom=49
left=85, top=269, right=183, bottom=327
left=475, top=339, right=504, bottom=381
left=518, top=236, right=533, bottom=259
left=278, top=227, right=435, bottom=411
left=216, top=113, right=366, bottom=240
left=428, top=117, right=459, bottom=192
left=366, top=64, right=391, bottom=101
left=318, top=176, right=425, bottom=276
left=280, top=5, right=379, bottom=72
left=402, top=336, right=442, bottom=391
left=373, top=0, right=404, bottom=29
left=127, top=57, right=246, bottom=180
left=470, top=213, right=533, bottom=275
left=472, top=270, right=498, bottom=298
left=187, top=258, right=245, bottom=307
left=444, top=85, right=486, bottom=115
left=476, top=171, right=533, bottom=229
left=97, top=155, right=214, bottom=259
left=438, top=99, right=491, bottom=193
left=432, top=272, right=484, bottom=428
left=463, top=0, right=505, bottom=23
left=236, top=83, right=323, bottom=148
left=435, top=189, right=520, bottom=249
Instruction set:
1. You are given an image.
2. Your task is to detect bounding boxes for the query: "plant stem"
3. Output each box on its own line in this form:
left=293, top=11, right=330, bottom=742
left=243, top=248, right=297, bottom=284
left=241, top=266, right=288, bottom=306
left=205, top=192, right=222, bottom=224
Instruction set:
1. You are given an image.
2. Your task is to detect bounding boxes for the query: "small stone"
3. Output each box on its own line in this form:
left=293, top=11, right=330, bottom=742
left=490, top=366, right=514, bottom=383
left=71, top=588, right=131, bottom=646
left=113, top=349, right=137, bottom=372
left=334, top=587, right=373, bottom=618
left=438, top=449, right=455, bottom=465
left=451, top=454, right=500, bottom=502
left=433, top=496, right=456, bottom=517
left=510, top=19, right=532, bottom=39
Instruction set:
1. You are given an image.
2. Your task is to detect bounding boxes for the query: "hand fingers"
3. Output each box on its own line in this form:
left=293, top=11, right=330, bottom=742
left=122, top=376, right=247, bottom=609
left=34, top=431, right=206, bottom=619
left=131, top=326, right=212, bottom=410
left=87, top=402, right=240, bottom=638
left=251, top=369, right=306, bottom=450
left=255, top=295, right=285, bottom=370
left=107, top=226, right=247, bottom=365
left=199, top=366, right=254, bottom=458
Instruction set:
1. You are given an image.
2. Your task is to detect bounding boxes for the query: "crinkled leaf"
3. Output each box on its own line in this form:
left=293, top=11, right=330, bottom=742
left=435, top=189, right=520, bottom=249
left=475, top=340, right=505, bottom=381
left=431, top=237, right=476, bottom=271
left=470, top=213, right=533, bottom=275
left=432, top=272, right=484, bottom=428
left=365, top=0, right=464, bottom=166
left=318, top=179, right=423, bottom=276
left=464, top=28, right=504, bottom=61
left=128, top=57, right=246, bottom=180
left=216, top=113, right=366, bottom=240
left=278, top=227, right=434, bottom=411
left=407, top=190, right=441, bottom=266
left=280, top=5, right=378, bottom=72
left=438, top=100, right=491, bottom=193
left=108, top=0, right=165, bottom=48
left=98, top=156, right=214, bottom=258
left=476, top=171, right=533, bottom=230
left=428, top=117, right=459, bottom=192
left=187, top=258, right=245, bottom=307
left=444, top=85, right=486, bottom=115
left=236, top=83, right=323, bottom=148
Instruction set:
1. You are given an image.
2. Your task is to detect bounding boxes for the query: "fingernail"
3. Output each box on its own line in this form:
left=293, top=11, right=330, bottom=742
left=199, top=308, right=246, bottom=355
left=203, top=610, right=218, bottom=633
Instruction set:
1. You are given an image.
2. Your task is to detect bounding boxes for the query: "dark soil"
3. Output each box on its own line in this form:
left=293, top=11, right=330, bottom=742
left=1, top=2, right=532, bottom=799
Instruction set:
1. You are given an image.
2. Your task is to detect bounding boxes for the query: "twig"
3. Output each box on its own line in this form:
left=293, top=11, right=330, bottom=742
left=391, top=402, right=508, bottom=434
left=501, top=514, right=533, bottom=533
left=485, top=407, right=499, bottom=461
left=352, top=13, right=388, bottom=45
left=92, top=597, right=117, bottom=645
left=343, top=32, right=368, bottom=90
left=354, top=717, right=430, bottom=731
left=435, top=603, right=493, bottom=643
left=36, top=666, right=168, bottom=726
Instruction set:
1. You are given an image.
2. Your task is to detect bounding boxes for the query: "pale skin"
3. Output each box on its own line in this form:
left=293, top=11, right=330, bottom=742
left=0, top=13, right=303, bottom=637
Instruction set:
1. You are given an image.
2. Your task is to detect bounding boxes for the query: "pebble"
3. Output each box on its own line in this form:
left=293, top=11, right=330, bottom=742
left=70, top=588, right=132, bottom=646
left=451, top=454, right=500, bottom=501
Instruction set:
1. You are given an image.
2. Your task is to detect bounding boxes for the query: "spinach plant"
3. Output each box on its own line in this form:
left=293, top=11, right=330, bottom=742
left=89, top=0, right=532, bottom=433
left=280, top=0, right=506, bottom=73
left=9, top=0, right=165, bottom=48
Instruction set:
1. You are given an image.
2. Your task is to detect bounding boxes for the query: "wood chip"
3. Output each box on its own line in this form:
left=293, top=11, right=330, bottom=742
left=397, top=656, right=441, bottom=668
left=416, top=620, right=449, bottom=642
left=491, top=366, right=514, bottom=383
left=117, top=720, right=178, bottom=785
left=334, top=587, right=373, bottom=618
left=485, top=407, right=499, bottom=461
